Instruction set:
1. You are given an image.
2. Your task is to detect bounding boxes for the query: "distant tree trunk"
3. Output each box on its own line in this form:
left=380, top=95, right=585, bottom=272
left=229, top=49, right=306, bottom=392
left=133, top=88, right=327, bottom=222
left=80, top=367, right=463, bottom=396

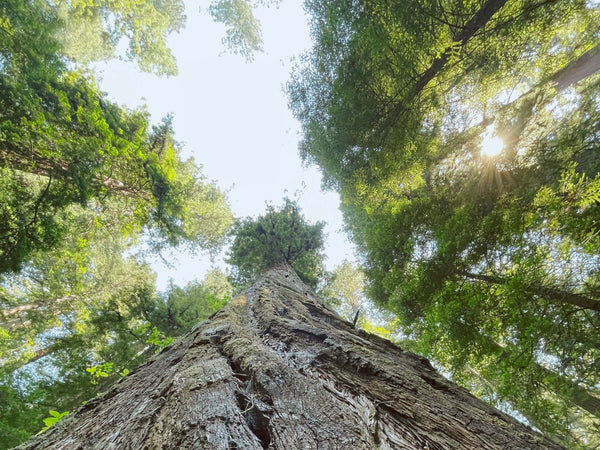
left=18, top=264, right=562, bottom=449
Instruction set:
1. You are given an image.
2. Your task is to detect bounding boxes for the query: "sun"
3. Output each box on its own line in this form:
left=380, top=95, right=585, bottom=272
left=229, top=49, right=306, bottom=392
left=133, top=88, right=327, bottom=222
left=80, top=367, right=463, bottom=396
left=481, top=130, right=503, bottom=157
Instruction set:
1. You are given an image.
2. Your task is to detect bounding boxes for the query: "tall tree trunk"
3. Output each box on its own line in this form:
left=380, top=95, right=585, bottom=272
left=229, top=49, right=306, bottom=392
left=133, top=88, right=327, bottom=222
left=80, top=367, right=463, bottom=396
left=18, top=264, right=561, bottom=449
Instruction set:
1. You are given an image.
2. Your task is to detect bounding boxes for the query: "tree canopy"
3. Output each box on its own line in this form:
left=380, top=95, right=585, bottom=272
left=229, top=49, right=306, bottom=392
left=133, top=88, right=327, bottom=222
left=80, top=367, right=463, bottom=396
left=207, top=0, right=281, bottom=61
left=0, top=0, right=234, bottom=273
left=54, top=0, right=185, bottom=75
left=289, top=0, right=600, bottom=445
left=227, top=199, right=326, bottom=288
left=13, top=0, right=273, bottom=75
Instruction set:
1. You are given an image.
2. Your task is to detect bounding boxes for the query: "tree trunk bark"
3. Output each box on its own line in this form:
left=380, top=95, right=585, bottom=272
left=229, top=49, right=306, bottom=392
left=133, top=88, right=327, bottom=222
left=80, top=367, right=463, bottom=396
left=18, top=264, right=561, bottom=449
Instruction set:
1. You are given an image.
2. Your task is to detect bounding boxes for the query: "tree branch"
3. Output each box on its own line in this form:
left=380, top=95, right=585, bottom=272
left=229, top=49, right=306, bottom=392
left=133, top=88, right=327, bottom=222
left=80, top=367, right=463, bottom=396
left=382, top=0, right=508, bottom=135
left=457, top=270, right=600, bottom=311
left=2, top=295, right=78, bottom=318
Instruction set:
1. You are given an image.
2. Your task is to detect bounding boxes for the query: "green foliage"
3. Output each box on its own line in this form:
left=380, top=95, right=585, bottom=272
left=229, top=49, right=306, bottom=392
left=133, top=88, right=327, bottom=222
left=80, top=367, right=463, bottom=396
left=291, top=0, right=600, bottom=444
left=1, top=0, right=183, bottom=77
left=55, top=0, right=185, bottom=75
left=0, top=385, right=37, bottom=447
left=145, top=326, right=175, bottom=354
left=86, top=363, right=114, bottom=383
left=5, top=0, right=282, bottom=77
left=54, top=0, right=283, bottom=68
left=0, top=0, right=233, bottom=273
left=0, top=217, right=162, bottom=439
left=207, top=0, right=280, bottom=61
left=144, top=269, right=233, bottom=338
left=39, top=410, right=69, bottom=434
left=202, top=268, right=235, bottom=310
left=322, top=261, right=398, bottom=338
left=322, top=261, right=364, bottom=321
left=0, top=2, right=237, bottom=445
left=227, top=199, right=326, bottom=288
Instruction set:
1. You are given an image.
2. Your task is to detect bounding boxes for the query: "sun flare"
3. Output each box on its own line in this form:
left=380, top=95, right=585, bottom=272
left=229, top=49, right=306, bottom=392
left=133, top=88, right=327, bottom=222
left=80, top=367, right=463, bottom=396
left=481, top=132, right=503, bottom=157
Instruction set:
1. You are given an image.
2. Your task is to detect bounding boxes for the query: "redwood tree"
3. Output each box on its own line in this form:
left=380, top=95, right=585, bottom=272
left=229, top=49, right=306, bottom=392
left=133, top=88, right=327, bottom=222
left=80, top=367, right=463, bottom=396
left=18, top=264, right=560, bottom=449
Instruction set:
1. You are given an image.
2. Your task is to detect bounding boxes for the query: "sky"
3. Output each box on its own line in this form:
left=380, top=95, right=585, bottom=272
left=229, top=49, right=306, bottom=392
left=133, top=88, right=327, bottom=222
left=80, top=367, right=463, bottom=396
left=94, top=1, right=356, bottom=289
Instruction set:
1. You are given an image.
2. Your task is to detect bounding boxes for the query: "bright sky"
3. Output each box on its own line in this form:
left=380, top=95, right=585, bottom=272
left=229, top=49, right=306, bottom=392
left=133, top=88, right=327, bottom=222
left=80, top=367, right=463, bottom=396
left=94, top=1, right=356, bottom=289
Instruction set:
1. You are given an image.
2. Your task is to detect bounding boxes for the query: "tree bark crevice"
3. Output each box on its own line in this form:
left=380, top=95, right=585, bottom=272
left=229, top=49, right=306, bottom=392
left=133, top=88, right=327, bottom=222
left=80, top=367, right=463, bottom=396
left=18, top=263, right=562, bottom=449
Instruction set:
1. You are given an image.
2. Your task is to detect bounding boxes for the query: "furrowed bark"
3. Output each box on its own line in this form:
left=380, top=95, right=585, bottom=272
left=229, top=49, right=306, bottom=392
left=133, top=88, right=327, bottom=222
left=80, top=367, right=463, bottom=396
left=18, top=264, right=562, bottom=449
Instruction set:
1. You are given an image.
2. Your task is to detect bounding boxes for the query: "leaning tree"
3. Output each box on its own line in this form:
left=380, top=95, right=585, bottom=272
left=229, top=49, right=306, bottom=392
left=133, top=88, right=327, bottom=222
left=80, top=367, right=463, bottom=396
left=18, top=264, right=560, bottom=449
